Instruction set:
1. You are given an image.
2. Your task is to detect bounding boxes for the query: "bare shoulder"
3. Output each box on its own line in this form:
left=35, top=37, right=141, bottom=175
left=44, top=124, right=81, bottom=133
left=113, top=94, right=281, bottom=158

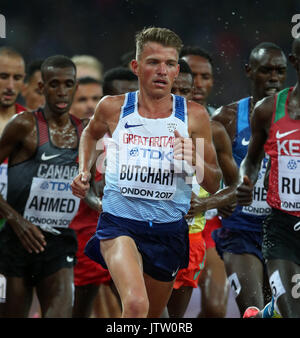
left=0, top=111, right=37, bottom=163
left=89, top=94, right=126, bottom=137
left=252, top=95, right=274, bottom=123
left=10, top=110, right=35, bottom=124
left=187, top=100, right=210, bottom=124
left=212, top=101, right=238, bottom=125
left=212, top=101, right=239, bottom=141
left=210, top=119, right=227, bottom=136
left=94, top=94, right=126, bottom=120
left=3, top=110, right=35, bottom=136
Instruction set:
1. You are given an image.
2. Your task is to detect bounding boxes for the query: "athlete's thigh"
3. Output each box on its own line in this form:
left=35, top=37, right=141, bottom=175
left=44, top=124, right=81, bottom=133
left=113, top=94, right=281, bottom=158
left=36, top=267, right=74, bottom=318
left=199, top=247, right=229, bottom=301
left=167, top=286, right=193, bottom=318
left=224, top=252, right=264, bottom=310
left=224, top=252, right=264, bottom=286
left=92, top=283, right=122, bottom=318
left=267, top=259, right=300, bottom=318
left=199, top=246, right=228, bottom=287
left=144, top=272, right=175, bottom=318
left=100, top=236, right=146, bottom=302
left=73, top=284, right=100, bottom=318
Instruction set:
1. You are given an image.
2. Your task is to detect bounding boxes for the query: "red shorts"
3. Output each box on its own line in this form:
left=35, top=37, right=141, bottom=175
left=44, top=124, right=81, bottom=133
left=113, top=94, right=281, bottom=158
left=202, top=216, right=222, bottom=249
left=74, top=226, right=111, bottom=286
left=173, top=231, right=206, bottom=289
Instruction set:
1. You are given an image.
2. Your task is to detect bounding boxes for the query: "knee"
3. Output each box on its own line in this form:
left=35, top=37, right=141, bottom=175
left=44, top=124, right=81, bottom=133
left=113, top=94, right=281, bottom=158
left=200, top=290, right=229, bottom=318
left=204, top=301, right=227, bottom=318
left=122, top=292, right=149, bottom=318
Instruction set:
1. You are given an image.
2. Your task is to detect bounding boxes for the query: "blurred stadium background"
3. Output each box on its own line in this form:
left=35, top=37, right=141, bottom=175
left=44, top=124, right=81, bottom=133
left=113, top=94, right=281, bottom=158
left=1, top=0, right=300, bottom=108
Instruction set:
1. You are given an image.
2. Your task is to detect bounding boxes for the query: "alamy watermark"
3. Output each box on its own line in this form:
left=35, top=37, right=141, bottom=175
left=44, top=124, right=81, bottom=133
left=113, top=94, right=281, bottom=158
left=291, top=273, right=300, bottom=299
left=291, top=14, right=300, bottom=38
left=270, top=270, right=300, bottom=301
left=94, top=134, right=204, bottom=200
left=0, top=14, right=6, bottom=38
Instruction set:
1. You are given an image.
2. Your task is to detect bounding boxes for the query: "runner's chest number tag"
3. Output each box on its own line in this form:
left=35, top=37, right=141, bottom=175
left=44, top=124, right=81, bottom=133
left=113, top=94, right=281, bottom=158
left=23, top=177, right=80, bottom=228
left=242, top=156, right=270, bottom=216
left=0, top=163, right=8, bottom=200
left=278, top=155, right=300, bottom=211
left=118, top=143, right=176, bottom=200
left=0, top=274, right=6, bottom=303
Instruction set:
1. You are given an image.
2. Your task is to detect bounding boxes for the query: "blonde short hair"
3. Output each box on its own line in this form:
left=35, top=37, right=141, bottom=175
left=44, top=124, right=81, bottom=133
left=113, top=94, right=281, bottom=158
left=71, top=54, right=103, bottom=81
left=135, top=27, right=183, bottom=60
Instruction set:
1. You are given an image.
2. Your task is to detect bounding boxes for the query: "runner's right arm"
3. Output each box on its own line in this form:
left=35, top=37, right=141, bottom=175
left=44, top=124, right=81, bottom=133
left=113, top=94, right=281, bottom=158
left=0, top=112, right=46, bottom=253
left=71, top=95, right=122, bottom=199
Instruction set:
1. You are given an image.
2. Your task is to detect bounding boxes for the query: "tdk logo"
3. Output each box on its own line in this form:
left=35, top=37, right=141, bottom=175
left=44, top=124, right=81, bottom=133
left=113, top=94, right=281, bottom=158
left=50, top=181, right=72, bottom=191
left=40, top=181, right=72, bottom=191
left=129, top=148, right=173, bottom=161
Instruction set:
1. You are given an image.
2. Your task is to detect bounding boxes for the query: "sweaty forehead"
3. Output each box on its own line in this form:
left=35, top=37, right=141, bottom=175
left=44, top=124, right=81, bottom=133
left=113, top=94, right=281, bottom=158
left=251, top=48, right=286, bottom=67
left=0, top=55, right=25, bottom=73
left=43, top=66, right=76, bottom=81
left=141, top=42, right=178, bottom=60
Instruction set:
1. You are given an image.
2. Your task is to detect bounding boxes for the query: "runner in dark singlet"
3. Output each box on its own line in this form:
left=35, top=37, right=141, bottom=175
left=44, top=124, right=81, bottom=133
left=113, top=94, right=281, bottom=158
left=0, top=55, right=84, bottom=318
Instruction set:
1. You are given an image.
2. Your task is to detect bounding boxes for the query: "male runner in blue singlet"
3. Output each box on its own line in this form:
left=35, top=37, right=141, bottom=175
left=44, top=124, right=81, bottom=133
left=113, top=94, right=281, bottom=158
left=71, top=27, right=222, bottom=318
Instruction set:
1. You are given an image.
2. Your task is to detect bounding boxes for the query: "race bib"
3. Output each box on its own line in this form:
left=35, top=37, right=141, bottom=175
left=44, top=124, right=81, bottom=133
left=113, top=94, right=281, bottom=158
left=0, top=274, right=6, bottom=303
left=242, top=156, right=271, bottom=216
left=118, top=138, right=176, bottom=200
left=24, top=177, right=80, bottom=228
left=0, top=163, right=7, bottom=200
left=278, top=155, right=300, bottom=211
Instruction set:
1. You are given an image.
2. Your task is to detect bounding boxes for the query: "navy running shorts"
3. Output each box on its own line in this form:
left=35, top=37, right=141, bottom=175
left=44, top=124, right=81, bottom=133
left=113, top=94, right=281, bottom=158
left=212, top=226, right=263, bottom=262
left=84, top=212, right=189, bottom=282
